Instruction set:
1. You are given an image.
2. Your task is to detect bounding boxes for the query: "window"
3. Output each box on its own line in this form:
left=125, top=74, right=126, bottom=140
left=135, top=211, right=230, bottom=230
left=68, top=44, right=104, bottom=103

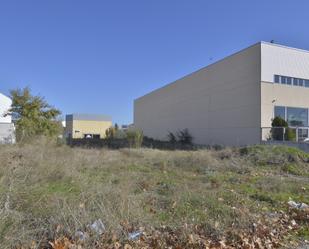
left=293, top=78, right=299, bottom=86
left=274, top=75, right=309, bottom=89
left=298, top=129, right=308, bottom=141
left=274, top=75, right=280, bottom=83
left=274, top=106, right=286, bottom=120
left=281, top=76, right=287, bottom=84
left=287, top=107, right=308, bottom=126
left=299, top=79, right=304, bottom=87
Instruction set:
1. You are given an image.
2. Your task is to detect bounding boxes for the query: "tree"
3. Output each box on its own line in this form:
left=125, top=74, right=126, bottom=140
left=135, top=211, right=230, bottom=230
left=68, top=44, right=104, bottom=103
left=9, top=87, right=61, bottom=141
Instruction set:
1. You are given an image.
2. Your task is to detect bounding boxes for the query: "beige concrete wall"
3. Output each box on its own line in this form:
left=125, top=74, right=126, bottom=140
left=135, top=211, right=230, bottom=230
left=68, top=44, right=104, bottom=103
left=134, top=43, right=262, bottom=146
left=67, top=120, right=112, bottom=139
left=261, top=82, right=309, bottom=128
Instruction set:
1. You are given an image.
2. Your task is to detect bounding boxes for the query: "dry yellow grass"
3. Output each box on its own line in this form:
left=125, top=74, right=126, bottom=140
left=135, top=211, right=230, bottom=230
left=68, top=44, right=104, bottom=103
left=0, top=139, right=308, bottom=248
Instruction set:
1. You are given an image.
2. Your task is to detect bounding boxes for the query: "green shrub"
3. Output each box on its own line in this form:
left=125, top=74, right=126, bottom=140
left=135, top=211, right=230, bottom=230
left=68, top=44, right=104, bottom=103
left=126, top=129, right=144, bottom=148
left=271, top=116, right=296, bottom=141
left=285, top=128, right=296, bottom=141
left=271, top=116, right=287, bottom=141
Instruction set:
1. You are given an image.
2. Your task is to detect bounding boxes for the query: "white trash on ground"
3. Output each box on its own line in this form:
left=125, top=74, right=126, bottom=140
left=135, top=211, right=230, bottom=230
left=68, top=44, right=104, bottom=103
left=288, top=201, right=309, bottom=210
left=128, top=231, right=142, bottom=240
left=89, top=219, right=106, bottom=235
left=75, top=231, right=89, bottom=241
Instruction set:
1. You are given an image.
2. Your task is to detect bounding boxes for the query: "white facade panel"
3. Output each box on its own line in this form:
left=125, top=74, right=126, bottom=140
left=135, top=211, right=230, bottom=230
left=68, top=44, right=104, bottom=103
left=0, top=93, right=12, bottom=123
left=0, top=123, right=15, bottom=144
left=261, top=42, right=309, bottom=82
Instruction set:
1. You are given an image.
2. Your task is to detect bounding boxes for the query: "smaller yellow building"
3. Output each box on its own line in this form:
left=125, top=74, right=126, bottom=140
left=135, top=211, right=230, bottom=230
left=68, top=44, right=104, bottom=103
left=65, top=114, right=112, bottom=139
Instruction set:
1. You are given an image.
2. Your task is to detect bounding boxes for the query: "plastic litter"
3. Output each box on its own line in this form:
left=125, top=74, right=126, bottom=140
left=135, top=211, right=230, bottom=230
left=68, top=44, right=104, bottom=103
left=75, top=231, right=88, bottom=241
left=288, top=201, right=309, bottom=210
left=89, top=219, right=106, bottom=235
left=128, top=231, right=142, bottom=240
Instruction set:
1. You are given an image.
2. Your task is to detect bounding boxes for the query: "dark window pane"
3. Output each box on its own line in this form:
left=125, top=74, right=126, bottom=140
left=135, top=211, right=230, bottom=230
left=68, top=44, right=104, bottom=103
left=298, top=128, right=308, bottom=141
left=274, top=75, right=280, bottom=83
left=293, top=78, right=299, bottom=86
left=286, top=77, right=292, bottom=85
left=274, top=106, right=286, bottom=120
left=299, top=79, right=304, bottom=86
left=287, top=107, right=308, bottom=126
left=281, top=76, right=287, bottom=84
left=305, top=80, right=309, bottom=88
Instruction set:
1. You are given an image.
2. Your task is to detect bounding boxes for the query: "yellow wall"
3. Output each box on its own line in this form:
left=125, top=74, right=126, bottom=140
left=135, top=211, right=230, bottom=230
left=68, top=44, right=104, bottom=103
left=67, top=120, right=112, bottom=139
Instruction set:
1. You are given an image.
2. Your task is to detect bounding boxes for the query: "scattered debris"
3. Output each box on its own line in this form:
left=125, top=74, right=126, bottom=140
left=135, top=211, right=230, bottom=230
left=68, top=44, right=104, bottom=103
left=128, top=231, right=142, bottom=240
left=43, top=210, right=306, bottom=249
left=75, top=230, right=88, bottom=241
left=288, top=201, right=309, bottom=210
left=89, top=219, right=106, bottom=235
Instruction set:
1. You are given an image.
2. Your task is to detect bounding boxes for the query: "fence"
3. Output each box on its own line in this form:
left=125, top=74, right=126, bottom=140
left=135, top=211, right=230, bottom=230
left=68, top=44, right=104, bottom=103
left=261, top=127, right=309, bottom=143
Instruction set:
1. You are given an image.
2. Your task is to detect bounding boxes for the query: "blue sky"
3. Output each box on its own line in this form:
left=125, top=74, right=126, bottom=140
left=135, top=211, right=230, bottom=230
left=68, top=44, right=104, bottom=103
left=0, top=0, right=309, bottom=125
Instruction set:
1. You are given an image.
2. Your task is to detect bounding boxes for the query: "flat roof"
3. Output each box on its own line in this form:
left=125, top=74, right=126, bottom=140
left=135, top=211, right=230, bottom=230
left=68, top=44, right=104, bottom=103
left=66, top=113, right=112, bottom=122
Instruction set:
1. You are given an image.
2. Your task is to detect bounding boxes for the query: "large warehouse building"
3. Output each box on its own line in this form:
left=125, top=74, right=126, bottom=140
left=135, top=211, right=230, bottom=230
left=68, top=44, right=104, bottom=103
left=134, top=42, right=309, bottom=146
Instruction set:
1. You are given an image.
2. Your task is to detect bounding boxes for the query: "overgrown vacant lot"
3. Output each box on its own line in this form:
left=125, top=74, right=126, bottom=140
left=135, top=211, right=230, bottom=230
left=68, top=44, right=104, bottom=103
left=0, top=141, right=308, bottom=248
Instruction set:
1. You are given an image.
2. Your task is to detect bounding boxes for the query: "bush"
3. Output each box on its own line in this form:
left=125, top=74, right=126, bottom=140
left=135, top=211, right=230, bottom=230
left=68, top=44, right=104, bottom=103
left=126, top=129, right=143, bottom=148
left=177, top=128, right=193, bottom=145
left=167, top=131, right=177, bottom=144
left=105, top=127, right=116, bottom=139
left=271, top=116, right=292, bottom=141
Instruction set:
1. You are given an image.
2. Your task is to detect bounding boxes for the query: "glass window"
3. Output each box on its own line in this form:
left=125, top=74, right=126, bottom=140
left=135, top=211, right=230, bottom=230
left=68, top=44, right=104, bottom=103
left=298, top=129, right=308, bottom=141
left=287, top=107, right=308, bottom=126
left=305, top=80, right=309, bottom=88
left=299, top=79, right=304, bottom=86
left=281, top=76, right=287, bottom=84
left=274, top=75, right=280, bottom=83
left=293, top=78, right=299, bottom=86
left=286, top=77, right=292, bottom=85
left=274, top=106, right=286, bottom=120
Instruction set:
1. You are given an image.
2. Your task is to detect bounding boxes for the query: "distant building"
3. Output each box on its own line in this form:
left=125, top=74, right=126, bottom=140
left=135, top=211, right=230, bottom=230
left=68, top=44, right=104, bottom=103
left=120, top=124, right=134, bottom=131
left=134, top=42, right=309, bottom=146
left=65, top=113, right=112, bottom=139
left=0, top=93, right=15, bottom=144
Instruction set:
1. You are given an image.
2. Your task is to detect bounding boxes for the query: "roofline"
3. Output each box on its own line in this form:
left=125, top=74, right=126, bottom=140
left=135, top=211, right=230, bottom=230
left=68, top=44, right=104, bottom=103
left=261, top=41, right=309, bottom=54
left=135, top=41, right=309, bottom=102
left=66, top=113, right=112, bottom=122
left=0, top=92, right=12, bottom=101
left=134, top=42, right=262, bottom=102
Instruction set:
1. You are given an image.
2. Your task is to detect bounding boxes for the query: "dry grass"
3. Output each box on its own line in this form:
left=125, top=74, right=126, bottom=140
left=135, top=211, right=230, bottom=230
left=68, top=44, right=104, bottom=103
left=0, top=139, right=308, bottom=248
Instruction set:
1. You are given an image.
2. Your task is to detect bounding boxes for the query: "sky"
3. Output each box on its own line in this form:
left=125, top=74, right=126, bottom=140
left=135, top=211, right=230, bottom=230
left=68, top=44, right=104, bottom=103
left=1, top=0, right=309, bottom=125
